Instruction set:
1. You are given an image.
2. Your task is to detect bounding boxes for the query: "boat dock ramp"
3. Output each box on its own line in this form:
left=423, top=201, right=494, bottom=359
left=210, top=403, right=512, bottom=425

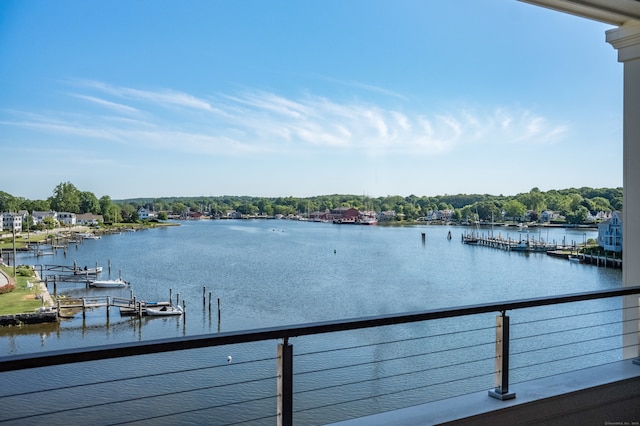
left=461, top=232, right=558, bottom=252
left=57, top=295, right=178, bottom=319
left=460, top=232, right=622, bottom=268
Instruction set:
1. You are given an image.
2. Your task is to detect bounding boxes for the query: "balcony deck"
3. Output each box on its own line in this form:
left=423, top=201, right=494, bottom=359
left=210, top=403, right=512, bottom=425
left=331, top=358, right=640, bottom=425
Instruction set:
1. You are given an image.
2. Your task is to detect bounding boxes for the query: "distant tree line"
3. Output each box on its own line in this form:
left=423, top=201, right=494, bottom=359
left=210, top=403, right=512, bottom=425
left=0, top=182, right=623, bottom=225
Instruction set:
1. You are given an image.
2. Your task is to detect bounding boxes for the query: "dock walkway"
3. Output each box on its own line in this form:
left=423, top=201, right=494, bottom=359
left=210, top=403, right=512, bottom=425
left=461, top=233, right=558, bottom=252
left=57, top=296, right=172, bottom=318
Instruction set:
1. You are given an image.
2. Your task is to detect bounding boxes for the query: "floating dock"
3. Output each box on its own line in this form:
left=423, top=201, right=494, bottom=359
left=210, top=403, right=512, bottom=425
left=461, top=233, right=558, bottom=252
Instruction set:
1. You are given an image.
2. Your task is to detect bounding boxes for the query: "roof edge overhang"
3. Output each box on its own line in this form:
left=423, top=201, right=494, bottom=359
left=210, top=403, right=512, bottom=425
left=519, top=0, right=640, bottom=26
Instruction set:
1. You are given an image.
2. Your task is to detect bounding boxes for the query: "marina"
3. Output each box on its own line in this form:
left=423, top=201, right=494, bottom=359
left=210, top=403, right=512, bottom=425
left=0, top=220, right=625, bottom=424
left=461, top=232, right=560, bottom=252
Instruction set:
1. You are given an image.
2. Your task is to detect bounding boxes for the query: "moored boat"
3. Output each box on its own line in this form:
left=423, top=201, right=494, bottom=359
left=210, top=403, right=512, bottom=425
left=146, top=305, right=183, bottom=316
left=90, top=278, right=129, bottom=288
left=75, top=266, right=103, bottom=275
left=510, top=241, right=530, bottom=251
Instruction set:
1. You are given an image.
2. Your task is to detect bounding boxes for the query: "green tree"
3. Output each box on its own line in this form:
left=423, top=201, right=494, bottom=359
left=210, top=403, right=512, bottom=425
left=42, top=216, right=56, bottom=229
left=49, top=182, right=81, bottom=212
left=79, top=191, right=100, bottom=214
left=519, top=188, right=546, bottom=213
left=120, top=204, right=138, bottom=223
left=474, top=201, right=500, bottom=221
left=612, top=197, right=623, bottom=211
left=503, top=199, right=527, bottom=221
left=566, top=206, right=589, bottom=224
left=99, top=196, right=113, bottom=222
left=590, top=197, right=612, bottom=212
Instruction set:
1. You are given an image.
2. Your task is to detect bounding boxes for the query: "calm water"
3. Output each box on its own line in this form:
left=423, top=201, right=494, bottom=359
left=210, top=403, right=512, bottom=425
left=0, top=221, right=624, bottom=424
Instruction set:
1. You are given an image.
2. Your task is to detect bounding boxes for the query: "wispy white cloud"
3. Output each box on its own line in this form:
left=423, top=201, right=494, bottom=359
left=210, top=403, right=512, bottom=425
left=1, top=82, right=569, bottom=158
left=72, top=79, right=217, bottom=112
left=71, top=94, right=141, bottom=115
left=319, top=76, right=409, bottom=100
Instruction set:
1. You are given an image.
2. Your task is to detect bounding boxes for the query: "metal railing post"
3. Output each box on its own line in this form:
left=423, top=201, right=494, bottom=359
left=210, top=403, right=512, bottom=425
left=634, top=296, right=640, bottom=366
left=277, top=338, right=293, bottom=426
left=489, top=310, right=515, bottom=400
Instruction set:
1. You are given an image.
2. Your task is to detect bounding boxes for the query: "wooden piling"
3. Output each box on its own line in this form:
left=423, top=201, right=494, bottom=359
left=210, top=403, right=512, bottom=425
left=218, top=297, right=221, bottom=323
left=176, top=293, right=180, bottom=307
left=208, top=291, right=212, bottom=311
left=203, top=286, right=206, bottom=305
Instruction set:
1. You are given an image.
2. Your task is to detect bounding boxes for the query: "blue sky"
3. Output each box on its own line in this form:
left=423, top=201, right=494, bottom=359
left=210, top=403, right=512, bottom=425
left=0, top=0, right=623, bottom=200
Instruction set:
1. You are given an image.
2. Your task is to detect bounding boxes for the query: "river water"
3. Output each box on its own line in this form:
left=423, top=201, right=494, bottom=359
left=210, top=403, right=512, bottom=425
left=0, top=220, right=624, bottom=424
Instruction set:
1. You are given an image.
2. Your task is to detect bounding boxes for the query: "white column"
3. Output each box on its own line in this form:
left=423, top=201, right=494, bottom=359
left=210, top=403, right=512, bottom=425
left=607, top=22, right=640, bottom=359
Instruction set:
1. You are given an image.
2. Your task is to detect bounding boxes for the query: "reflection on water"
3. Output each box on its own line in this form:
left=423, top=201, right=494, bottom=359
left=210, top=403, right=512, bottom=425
left=2, top=221, right=620, bottom=354
left=0, top=221, right=623, bottom=424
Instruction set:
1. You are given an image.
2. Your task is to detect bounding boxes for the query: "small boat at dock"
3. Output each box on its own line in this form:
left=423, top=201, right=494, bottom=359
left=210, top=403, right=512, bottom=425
left=146, top=305, right=183, bottom=316
left=74, top=266, right=103, bottom=275
left=90, top=278, right=129, bottom=288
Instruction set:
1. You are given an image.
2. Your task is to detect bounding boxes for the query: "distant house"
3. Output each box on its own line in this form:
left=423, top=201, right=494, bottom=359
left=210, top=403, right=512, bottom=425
left=425, top=209, right=453, bottom=222
left=138, top=207, right=154, bottom=220
left=77, top=213, right=103, bottom=226
left=586, top=211, right=611, bottom=223
left=32, top=211, right=57, bottom=225
left=1, top=212, right=23, bottom=232
left=187, top=212, right=205, bottom=220
left=57, top=212, right=77, bottom=226
left=598, top=211, right=622, bottom=253
left=540, top=210, right=562, bottom=223
left=309, top=209, right=330, bottom=221
left=225, top=210, right=242, bottom=219
left=329, top=207, right=359, bottom=222
left=379, top=211, right=397, bottom=221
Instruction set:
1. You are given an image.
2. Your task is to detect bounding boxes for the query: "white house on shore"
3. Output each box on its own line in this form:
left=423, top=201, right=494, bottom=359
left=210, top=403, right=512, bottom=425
left=77, top=213, right=103, bottom=226
left=1, top=212, right=23, bottom=232
left=598, top=211, right=622, bottom=252
left=57, top=212, right=77, bottom=226
left=138, top=207, right=157, bottom=221
left=32, top=211, right=57, bottom=225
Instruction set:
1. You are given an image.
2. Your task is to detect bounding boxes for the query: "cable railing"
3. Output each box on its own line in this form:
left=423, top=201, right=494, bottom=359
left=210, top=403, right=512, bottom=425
left=1, top=286, right=639, bottom=425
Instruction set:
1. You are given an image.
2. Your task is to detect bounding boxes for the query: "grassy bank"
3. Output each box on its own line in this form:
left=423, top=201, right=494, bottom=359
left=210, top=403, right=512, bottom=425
left=0, top=265, right=45, bottom=316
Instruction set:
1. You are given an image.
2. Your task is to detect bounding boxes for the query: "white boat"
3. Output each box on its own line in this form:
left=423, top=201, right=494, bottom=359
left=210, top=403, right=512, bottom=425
left=146, top=305, right=183, bottom=316
left=90, top=278, right=128, bottom=288
left=568, top=255, right=581, bottom=263
left=511, top=241, right=530, bottom=251
left=74, top=266, right=103, bottom=275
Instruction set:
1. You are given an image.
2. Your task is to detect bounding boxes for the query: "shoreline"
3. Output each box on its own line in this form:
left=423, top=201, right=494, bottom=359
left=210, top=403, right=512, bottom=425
left=0, top=269, right=57, bottom=327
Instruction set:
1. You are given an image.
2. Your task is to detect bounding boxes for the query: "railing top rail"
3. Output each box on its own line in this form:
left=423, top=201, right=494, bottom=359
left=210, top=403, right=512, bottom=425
left=2, top=285, right=639, bottom=372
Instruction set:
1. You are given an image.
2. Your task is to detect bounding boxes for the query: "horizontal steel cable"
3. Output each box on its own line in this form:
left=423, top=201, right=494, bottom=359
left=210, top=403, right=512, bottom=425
left=511, top=305, right=628, bottom=327
left=294, top=369, right=494, bottom=415
left=0, top=355, right=275, bottom=399
left=511, top=318, right=624, bottom=342
left=296, top=339, right=495, bottom=376
left=107, top=394, right=277, bottom=426
left=296, top=354, right=496, bottom=396
left=511, top=326, right=637, bottom=358
left=510, top=343, right=639, bottom=386
left=296, top=325, right=495, bottom=357
left=1, top=373, right=277, bottom=423
left=511, top=338, right=636, bottom=373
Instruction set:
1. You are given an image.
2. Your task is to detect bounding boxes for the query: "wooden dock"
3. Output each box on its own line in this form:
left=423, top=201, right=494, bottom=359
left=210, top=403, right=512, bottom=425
left=57, top=296, right=174, bottom=318
left=461, top=233, right=558, bottom=252
left=462, top=233, right=623, bottom=268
